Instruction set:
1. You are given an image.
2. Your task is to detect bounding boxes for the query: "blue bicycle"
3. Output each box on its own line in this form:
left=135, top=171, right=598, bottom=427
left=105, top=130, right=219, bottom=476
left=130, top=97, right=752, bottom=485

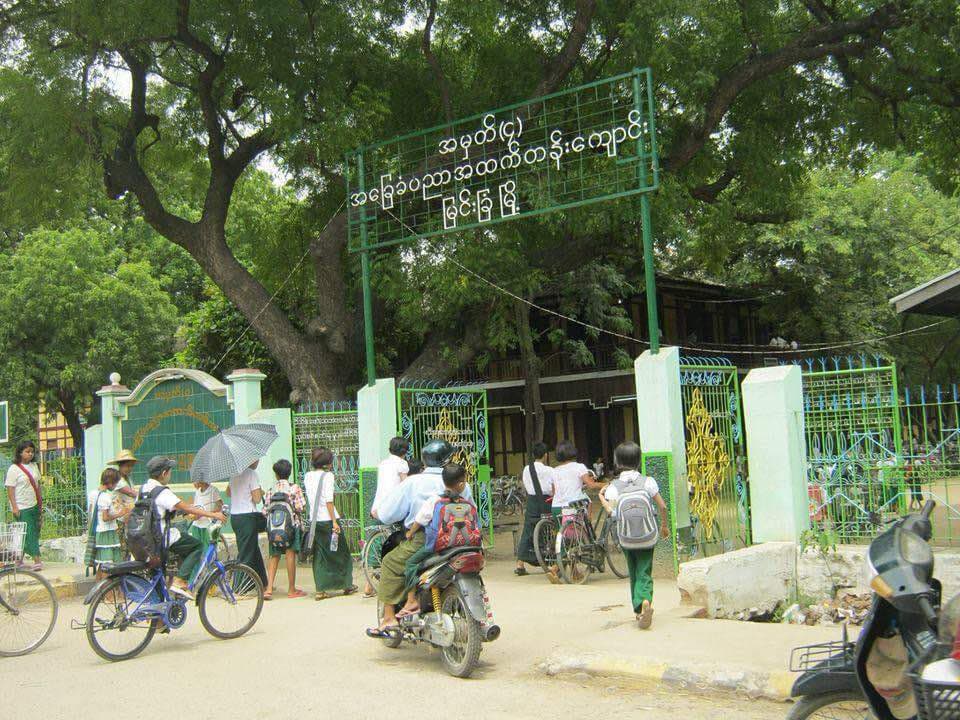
left=81, top=516, right=264, bottom=662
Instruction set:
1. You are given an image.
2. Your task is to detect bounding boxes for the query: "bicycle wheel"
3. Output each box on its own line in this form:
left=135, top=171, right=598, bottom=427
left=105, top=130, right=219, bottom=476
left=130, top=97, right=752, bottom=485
left=85, top=575, right=157, bottom=662
left=362, top=527, right=390, bottom=592
left=597, top=516, right=628, bottom=579
left=198, top=562, right=264, bottom=639
left=558, top=521, right=593, bottom=585
left=0, top=567, right=58, bottom=657
left=533, top=516, right=558, bottom=574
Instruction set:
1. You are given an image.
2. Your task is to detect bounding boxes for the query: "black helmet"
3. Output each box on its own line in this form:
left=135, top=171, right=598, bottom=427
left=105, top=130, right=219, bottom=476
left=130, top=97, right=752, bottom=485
left=421, top=440, right=456, bottom=468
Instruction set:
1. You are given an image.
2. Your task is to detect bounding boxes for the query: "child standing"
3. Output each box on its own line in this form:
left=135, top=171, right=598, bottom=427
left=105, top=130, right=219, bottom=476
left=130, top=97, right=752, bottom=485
left=86, top=468, right=130, bottom=578
left=188, top=479, right=223, bottom=548
left=264, top=459, right=307, bottom=600
left=599, top=441, right=668, bottom=630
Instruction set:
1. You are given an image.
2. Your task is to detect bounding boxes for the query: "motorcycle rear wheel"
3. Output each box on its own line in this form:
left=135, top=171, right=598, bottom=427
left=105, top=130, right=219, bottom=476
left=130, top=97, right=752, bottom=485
left=786, top=691, right=872, bottom=720
left=439, top=585, right=482, bottom=678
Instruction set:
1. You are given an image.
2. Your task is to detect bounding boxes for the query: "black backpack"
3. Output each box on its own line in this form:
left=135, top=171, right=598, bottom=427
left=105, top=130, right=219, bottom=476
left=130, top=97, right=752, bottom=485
left=126, top=486, right=167, bottom=566
left=266, top=491, right=295, bottom=552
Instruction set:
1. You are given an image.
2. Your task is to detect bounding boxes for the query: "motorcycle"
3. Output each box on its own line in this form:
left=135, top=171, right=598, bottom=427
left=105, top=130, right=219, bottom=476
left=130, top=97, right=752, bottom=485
left=376, top=544, right=500, bottom=678
left=788, top=501, right=960, bottom=720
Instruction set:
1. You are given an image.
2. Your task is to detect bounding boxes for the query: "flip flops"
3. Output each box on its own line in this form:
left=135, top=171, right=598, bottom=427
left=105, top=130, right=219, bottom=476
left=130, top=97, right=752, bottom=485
left=637, top=600, right=654, bottom=630
left=263, top=591, right=273, bottom=601
left=366, top=627, right=396, bottom=639
left=514, top=567, right=529, bottom=576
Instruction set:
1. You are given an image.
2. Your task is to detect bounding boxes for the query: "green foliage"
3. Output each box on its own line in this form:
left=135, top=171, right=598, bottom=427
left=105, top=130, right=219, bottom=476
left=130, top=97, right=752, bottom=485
left=800, top=527, right=839, bottom=557
left=0, top=226, right=178, bottom=444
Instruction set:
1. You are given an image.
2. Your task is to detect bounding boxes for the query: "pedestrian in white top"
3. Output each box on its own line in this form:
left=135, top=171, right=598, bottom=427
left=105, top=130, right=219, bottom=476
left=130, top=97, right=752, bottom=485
left=515, top=441, right=557, bottom=576
left=304, top=448, right=356, bottom=600
left=5, top=440, right=42, bottom=569
left=226, top=461, right=266, bottom=583
left=371, top=436, right=410, bottom=518
left=86, top=467, right=129, bottom=577
left=598, top=442, right=668, bottom=630
left=551, top=440, right=604, bottom=509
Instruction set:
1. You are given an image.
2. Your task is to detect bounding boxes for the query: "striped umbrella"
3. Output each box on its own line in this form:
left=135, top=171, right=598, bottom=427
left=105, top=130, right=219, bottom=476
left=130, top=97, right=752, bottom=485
left=190, top=423, right=278, bottom=484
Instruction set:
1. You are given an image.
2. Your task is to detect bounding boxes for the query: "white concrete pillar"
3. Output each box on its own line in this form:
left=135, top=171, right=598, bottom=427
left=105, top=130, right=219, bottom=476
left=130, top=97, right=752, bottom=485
left=226, top=368, right=265, bottom=423
left=358, top=378, right=397, bottom=469
left=742, top=364, right=810, bottom=543
left=635, top=347, right=690, bottom=526
left=86, top=373, right=128, bottom=493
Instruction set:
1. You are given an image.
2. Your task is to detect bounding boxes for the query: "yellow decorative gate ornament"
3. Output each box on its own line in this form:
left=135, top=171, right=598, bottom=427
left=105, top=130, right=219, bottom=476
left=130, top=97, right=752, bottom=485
left=685, top=388, right=730, bottom=540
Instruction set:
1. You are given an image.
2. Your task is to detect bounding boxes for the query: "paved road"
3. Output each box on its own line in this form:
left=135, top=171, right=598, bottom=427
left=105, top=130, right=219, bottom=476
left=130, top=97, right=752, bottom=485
left=6, top=560, right=789, bottom=720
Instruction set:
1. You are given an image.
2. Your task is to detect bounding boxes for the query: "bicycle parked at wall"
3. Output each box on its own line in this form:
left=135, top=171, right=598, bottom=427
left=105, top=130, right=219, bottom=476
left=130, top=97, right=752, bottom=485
left=76, top=511, right=263, bottom=661
left=490, top=475, right=525, bottom=518
left=0, top=522, right=58, bottom=657
left=533, top=499, right=627, bottom=584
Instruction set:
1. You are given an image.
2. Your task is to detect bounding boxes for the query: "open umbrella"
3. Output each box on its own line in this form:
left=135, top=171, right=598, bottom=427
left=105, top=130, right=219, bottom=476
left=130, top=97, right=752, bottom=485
left=190, top=423, right=279, bottom=484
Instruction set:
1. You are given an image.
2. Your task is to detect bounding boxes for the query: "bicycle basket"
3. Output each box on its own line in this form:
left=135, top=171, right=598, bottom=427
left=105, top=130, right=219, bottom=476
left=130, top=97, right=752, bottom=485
left=0, top=522, right=26, bottom=564
left=789, top=640, right=856, bottom=673
left=914, top=674, right=960, bottom=720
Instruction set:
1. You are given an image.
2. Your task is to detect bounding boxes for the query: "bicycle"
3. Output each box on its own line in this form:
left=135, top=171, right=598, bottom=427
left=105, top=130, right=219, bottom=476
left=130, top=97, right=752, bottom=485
left=79, top=513, right=264, bottom=662
left=361, top=522, right=403, bottom=593
left=0, top=522, right=58, bottom=657
left=532, top=501, right=627, bottom=583
left=490, top=476, right=525, bottom=518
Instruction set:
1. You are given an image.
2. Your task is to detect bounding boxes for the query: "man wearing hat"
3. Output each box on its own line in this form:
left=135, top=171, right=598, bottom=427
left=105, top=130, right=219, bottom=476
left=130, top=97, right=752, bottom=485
left=109, top=450, right=139, bottom=556
left=142, top=456, right=226, bottom=599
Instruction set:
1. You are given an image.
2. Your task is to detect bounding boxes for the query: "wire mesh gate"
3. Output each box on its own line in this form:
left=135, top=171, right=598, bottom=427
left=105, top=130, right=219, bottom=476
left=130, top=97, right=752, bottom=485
left=797, top=356, right=905, bottom=542
left=396, top=386, right=493, bottom=544
left=678, top=357, right=751, bottom=560
left=292, top=402, right=363, bottom=554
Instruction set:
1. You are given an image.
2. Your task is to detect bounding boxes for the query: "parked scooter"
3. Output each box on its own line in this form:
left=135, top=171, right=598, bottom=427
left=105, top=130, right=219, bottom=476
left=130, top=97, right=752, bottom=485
left=788, top=501, right=960, bottom=719
left=376, top=544, right=499, bottom=678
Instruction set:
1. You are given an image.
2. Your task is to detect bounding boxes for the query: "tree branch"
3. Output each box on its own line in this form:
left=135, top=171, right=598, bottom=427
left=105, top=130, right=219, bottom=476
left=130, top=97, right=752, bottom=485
left=422, top=0, right=453, bottom=123
left=533, top=0, right=597, bottom=97
left=666, top=3, right=905, bottom=171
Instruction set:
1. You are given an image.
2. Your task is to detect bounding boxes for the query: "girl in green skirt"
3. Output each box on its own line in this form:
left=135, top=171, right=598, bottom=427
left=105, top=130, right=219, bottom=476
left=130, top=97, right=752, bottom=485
left=5, top=440, right=43, bottom=569
left=599, top=441, right=668, bottom=630
left=304, top=448, right=356, bottom=600
left=87, top=468, right=129, bottom=577
left=188, top=478, right=223, bottom=547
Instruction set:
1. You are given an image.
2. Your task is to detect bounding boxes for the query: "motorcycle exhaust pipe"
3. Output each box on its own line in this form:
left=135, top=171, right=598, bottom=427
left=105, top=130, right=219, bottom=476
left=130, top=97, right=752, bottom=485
left=484, top=624, right=501, bottom=642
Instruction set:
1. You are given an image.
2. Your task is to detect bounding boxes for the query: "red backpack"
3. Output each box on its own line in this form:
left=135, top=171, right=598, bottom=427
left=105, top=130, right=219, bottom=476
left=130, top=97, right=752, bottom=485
left=427, top=495, right=482, bottom=552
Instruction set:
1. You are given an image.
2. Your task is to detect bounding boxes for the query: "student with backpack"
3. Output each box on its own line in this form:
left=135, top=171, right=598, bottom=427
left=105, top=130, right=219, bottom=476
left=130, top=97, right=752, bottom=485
left=263, top=459, right=306, bottom=601
left=127, top=456, right=226, bottom=600
left=304, top=448, right=357, bottom=600
left=598, top=441, right=668, bottom=630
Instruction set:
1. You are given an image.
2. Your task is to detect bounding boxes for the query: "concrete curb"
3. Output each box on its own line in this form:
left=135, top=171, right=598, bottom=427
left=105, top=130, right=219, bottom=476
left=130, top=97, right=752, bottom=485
left=539, top=652, right=795, bottom=702
left=45, top=574, right=96, bottom=601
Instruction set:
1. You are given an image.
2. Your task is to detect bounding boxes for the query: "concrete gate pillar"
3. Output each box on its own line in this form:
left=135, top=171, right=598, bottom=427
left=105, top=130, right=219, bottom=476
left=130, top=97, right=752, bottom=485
left=85, top=373, right=129, bottom=494
left=742, top=364, right=810, bottom=543
left=357, top=378, right=398, bottom=511
left=635, top=347, right=690, bottom=527
left=227, top=368, right=292, bottom=490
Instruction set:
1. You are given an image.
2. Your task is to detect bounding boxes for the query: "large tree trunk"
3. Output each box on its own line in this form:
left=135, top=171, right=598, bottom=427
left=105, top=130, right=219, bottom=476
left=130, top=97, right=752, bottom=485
left=58, top=391, right=85, bottom=452
left=191, top=223, right=349, bottom=403
left=515, top=300, right=544, bottom=455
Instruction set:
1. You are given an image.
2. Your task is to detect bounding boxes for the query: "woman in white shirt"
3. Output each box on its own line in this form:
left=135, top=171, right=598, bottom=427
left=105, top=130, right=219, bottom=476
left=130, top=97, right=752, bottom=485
left=304, top=447, right=356, bottom=600
left=598, top=441, right=668, bottom=630
left=5, top=440, right=43, bottom=569
left=550, top=440, right=605, bottom=516
left=515, top=441, right=557, bottom=576
left=226, top=460, right=266, bottom=583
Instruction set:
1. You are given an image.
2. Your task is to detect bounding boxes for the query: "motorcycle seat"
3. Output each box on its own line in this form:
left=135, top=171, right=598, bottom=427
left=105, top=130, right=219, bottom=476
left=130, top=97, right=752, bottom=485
left=417, top=545, right=483, bottom=572
left=101, top=560, right=149, bottom=575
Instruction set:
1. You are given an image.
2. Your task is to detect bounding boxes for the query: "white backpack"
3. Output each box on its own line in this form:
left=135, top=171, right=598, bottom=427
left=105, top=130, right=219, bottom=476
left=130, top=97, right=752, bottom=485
left=613, top=471, right=659, bottom=550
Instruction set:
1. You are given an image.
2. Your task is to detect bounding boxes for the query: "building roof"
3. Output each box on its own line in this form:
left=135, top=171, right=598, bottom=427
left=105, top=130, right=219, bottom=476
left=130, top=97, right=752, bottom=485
left=890, top=268, right=960, bottom=317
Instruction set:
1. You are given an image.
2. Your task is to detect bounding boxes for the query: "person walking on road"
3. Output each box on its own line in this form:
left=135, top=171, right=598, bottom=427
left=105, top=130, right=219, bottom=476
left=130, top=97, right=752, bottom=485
left=304, top=448, right=356, bottom=600
left=263, top=459, right=307, bottom=601
left=227, top=459, right=267, bottom=584
left=5, top=440, right=43, bottom=570
left=599, top=441, right=668, bottom=630
left=515, top=441, right=555, bottom=576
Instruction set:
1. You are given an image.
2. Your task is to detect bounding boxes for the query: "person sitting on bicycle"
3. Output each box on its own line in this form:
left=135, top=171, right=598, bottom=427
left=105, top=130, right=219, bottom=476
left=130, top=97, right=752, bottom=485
left=144, top=457, right=226, bottom=600
left=598, top=441, right=668, bottom=630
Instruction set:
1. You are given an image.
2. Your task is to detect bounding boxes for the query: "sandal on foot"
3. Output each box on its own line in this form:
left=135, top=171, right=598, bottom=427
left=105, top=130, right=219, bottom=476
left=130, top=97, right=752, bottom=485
left=315, top=591, right=332, bottom=601
left=343, top=585, right=358, bottom=596
left=287, top=589, right=306, bottom=599
left=263, top=591, right=273, bottom=601
left=638, top=600, right=654, bottom=630
left=362, top=590, right=377, bottom=599
left=365, top=627, right=394, bottom=639
left=514, top=567, right=528, bottom=576
left=396, top=607, right=420, bottom=619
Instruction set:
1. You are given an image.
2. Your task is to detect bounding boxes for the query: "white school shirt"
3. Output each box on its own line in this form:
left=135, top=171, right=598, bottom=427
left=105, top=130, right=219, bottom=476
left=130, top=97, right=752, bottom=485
left=88, top=490, right=119, bottom=532
left=551, top=462, right=592, bottom=508
left=141, top=479, right=183, bottom=545
left=603, top=471, right=660, bottom=504
left=191, top=485, right=222, bottom=529
left=228, top=468, right=261, bottom=514
left=4, top=463, right=40, bottom=509
left=521, top=461, right=557, bottom=497
left=371, top=454, right=409, bottom=515
left=304, top=470, right=339, bottom=522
